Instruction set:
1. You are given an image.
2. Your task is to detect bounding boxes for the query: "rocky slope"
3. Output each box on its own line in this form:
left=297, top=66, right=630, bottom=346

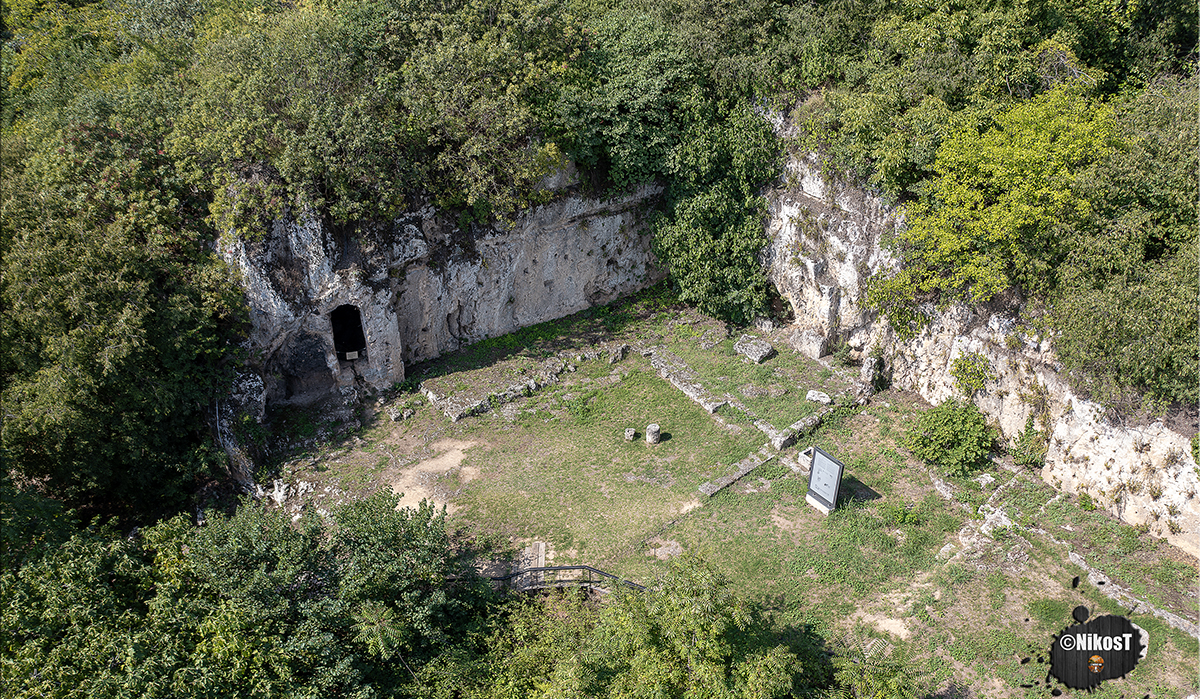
left=763, top=154, right=1199, bottom=556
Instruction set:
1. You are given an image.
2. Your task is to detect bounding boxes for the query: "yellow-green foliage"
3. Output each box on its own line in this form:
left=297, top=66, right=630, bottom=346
left=871, top=86, right=1115, bottom=308
left=951, top=351, right=996, bottom=395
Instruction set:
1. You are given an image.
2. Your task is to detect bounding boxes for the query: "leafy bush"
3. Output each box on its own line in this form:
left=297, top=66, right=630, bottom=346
left=904, top=399, right=997, bottom=476
left=951, top=351, right=996, bottom=396
left=1010, top=415, right=1048, bottom=469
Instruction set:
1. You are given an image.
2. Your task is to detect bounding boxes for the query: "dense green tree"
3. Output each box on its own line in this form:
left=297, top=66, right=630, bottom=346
left=571, top=556, right=805, bottom=698
left=170, top=4, right=420, bottom=234
left=400, top=0, right=590, bottom=217
left=451, top=555, right=825, bottom=699
left=0, top=492, right=494, bottom=698
left=1051, top=74, right=1199, bottom=407
left=1, top=114, right=245, bottom=520
left=653, top=105, right=782, bottom=323
left=563, top=10, right=699, bottom=189
left=865, top=86, right=1115, bottom=319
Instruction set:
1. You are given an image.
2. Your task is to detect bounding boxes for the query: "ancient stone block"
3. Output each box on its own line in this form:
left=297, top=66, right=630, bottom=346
left=734, top=335, right=775, bottom=363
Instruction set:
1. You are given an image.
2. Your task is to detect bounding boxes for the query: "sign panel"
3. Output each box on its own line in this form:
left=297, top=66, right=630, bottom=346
left=805, top=446, right=845, bottom=515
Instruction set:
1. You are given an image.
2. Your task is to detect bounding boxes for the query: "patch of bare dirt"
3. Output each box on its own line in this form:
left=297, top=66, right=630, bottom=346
left=387, top=438, right=485, bottom=513
left=645, top=537, right=684, bottom=560
left=852, top=611, right=912, bottom=640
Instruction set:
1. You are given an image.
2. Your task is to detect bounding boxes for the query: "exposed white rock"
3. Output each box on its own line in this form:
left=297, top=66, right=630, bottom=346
left=221, top=182, right=664, bottom=406
left=764, top=153, right=1200, bottom=556
left=805, top=390, right=832, bottom=404
left=734, top=335, right=776, bottom=363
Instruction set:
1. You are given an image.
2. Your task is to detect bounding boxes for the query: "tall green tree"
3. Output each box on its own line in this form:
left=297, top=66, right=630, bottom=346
left=0, top=492, right=494, bottom=698
left=1051, top=74, right=1199, bottom=407
left=1, top=116, right=245, bottom=520
left=865, top=85, right=1115, bottom=329
left=652, top=104, right=782, bottom=324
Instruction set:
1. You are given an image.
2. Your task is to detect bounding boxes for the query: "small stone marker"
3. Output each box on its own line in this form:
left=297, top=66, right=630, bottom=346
left=805, top=446, right=845, bottom=515
left=734, top=335, right=776, bottom=363
left=646, top=424, right=661, bottom=444
left=805, top=390, right=832, bottom=404
left=624, top=428, right=636, bottom=441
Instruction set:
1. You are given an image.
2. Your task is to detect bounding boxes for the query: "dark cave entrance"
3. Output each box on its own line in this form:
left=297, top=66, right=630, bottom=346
left=331, top=304, right=367, bottom=360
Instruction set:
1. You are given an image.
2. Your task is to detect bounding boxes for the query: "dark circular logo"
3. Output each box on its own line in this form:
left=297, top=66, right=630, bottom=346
left=1049, top=612, right=1143, bottom=689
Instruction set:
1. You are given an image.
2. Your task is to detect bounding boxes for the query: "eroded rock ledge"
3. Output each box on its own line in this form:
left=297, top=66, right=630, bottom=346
left=764, top=153, right=1199, bottom=556
left=220, top=183, right=664, bottom=408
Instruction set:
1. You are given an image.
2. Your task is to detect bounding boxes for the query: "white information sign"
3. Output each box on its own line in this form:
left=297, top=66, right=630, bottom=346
left=805, top=446, right=845, bottom=515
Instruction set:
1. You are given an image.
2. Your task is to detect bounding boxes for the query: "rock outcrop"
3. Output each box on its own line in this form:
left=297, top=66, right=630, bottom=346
left=221, top=182, right=664, bottom=406
left=763, top=154, right=1199, bottom=556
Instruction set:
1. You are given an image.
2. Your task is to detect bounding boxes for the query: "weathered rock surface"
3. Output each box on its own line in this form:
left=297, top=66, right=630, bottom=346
left=805, top=390, right=831, bottom=404
left=221, top=182, right=663, bottom=406
left=763, top=152, right=1200, bottom=555
left=734, top=335, right=776, bottom=363
left=646, top=424, right=661, bottom=445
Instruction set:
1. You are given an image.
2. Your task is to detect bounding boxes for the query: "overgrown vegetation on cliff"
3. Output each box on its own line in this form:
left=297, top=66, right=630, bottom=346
left=3, top=0, right=1194, bottom=517
left=1, top=0, right=1195, bottom=693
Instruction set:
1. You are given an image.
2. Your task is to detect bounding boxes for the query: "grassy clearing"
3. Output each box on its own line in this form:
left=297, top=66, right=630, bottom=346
left=657, top=327, right=857, bottom=430
left=447, top=357, right=763, bottom=564
left=296, top=288, right=1198, bottom=698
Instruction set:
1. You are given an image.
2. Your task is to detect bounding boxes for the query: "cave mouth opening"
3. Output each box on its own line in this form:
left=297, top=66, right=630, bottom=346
left=331, top=304, right=367, bottom=360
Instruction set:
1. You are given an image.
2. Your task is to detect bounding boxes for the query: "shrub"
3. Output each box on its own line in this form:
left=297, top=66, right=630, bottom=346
left=905, top=399, right=997, bottom=476
left=951, top=351, right=996, bottom=396
left=1011, top=415, right=1048, bottom=469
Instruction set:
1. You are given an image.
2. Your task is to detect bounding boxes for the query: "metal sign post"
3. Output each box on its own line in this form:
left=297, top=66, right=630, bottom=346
left=805, top=446, right=845, bottom=515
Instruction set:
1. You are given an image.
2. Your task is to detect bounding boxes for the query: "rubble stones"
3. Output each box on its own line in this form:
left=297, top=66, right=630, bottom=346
left=608, top=343, right=630, bottom=364
left=624, top=428, right=636, bottom=441
left=646, top=424, right=661, bottom=444
left=806, top=390, right=832, bottom=404
left=734, top=335, right=776, bottom=363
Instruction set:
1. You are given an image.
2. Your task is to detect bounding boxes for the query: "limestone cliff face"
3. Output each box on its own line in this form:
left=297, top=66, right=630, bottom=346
left=393, top=185, right=663, bottom=364
left=220, top=183, right=663, bottom=407
left=764, top=155, right=1199, bottom=556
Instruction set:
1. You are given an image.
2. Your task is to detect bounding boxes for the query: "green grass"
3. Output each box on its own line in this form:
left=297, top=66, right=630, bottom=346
left=448, top=360, right=763, bottom=565
left=661, top=338, right=848, bottom=430
left=320, top=289, right=1200, bottom=697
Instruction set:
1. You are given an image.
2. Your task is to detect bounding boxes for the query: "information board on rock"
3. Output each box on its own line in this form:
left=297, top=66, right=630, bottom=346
left=805, top=446, right=844, bottom=515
